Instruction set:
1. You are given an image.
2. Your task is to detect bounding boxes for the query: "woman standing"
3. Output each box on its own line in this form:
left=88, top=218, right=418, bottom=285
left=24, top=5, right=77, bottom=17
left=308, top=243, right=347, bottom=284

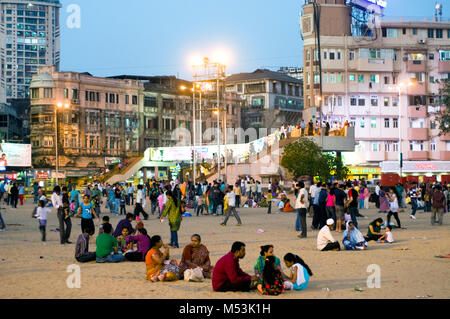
left=386, top=187, right=402, bottom=229
left=378, top=188, right=390, bottom=213
left=325, top=186, right=336, bottom=229
left=160, top=190, right=182, bottom=248
left=18, top=183, right=25, bottom=205
left=358, top=185, right=365, bottom=210
left=364, top=186, right=370, bottom=210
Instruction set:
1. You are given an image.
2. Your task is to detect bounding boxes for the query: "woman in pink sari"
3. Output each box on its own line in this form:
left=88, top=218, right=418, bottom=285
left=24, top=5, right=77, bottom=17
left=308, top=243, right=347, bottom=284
left=179, top=234, right=213, bottom=278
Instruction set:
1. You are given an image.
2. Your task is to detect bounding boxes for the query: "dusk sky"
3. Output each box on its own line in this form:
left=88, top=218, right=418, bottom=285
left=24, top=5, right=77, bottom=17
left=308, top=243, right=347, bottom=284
left=59, top=0, right=446, bottom=79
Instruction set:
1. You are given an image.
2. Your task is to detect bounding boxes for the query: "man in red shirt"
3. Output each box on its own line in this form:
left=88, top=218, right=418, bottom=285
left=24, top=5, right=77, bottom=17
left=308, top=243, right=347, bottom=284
left=212, top=241, right=256, bottom=292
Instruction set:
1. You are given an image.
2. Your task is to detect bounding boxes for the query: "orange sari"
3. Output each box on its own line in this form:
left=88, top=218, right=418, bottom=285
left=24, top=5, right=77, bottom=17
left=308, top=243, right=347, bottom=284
left=145, top=248, right=163, bottom=281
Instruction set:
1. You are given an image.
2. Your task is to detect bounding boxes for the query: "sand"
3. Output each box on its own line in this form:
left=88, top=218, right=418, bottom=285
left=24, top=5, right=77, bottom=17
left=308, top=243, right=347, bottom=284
left=0, top=199, right=449, bottom=299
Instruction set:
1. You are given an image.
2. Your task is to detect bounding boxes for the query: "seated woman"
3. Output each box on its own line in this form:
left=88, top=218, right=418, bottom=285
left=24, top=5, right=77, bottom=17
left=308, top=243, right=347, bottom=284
left=124, top=228, right=151, bottom=262
left=283, top=199, right=295, bottom=212
left=342, top=221, right=368, bottom=250
left=254, top=245, right=282, bottom=284
left=365, top=218, right=384, bottom=242
left=179, top=234, right=213, bottom=279
left=145, top=235, right=179, bottom=282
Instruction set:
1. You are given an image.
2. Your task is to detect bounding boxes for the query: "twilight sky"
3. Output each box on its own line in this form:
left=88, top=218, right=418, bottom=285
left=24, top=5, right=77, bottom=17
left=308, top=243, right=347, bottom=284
left=59, top=0, right=445, bottom=79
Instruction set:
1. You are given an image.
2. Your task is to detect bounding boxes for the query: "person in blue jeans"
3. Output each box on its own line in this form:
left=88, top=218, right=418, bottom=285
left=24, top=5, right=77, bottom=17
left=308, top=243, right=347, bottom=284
left=96, top=223, right=125, bottom=263
left=409, top=182, right=419, bottom=220
left=114, top=185, right=122, bottom=216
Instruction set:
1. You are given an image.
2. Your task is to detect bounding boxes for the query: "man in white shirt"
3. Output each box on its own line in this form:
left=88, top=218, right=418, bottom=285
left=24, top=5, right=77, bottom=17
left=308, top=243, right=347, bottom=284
left=221, top=186, right=242, bottom=226
left=51, top=186, right=67, bottom=245
left=133, top=184, right=148, bottom=220
left=375, top=182, right=381, bottom=209
left=295, top=181, right=309, bottom=238
left=317, top=219, right=340, bottom=251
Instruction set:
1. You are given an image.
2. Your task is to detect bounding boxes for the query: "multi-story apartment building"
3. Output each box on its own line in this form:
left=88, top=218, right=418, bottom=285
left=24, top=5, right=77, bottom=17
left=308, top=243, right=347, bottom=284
left=301, top=0, right=450, bottom=181
left=225, top=69, right=303, bottom=138
left=278, top=67, right=303, bottom=81
left=0, top=0, right=61, bottom=100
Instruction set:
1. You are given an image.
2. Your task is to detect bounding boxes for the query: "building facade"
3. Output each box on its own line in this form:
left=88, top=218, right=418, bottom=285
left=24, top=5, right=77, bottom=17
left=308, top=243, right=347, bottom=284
left=301, top=0, right=450, bottom=180
left=0, top=102, right=22, bottom=141
left=0, top=0, right=61, bottom=100
left=278, top=67, right=303, bottom=81
left=225, top=69, right=303, bottom=138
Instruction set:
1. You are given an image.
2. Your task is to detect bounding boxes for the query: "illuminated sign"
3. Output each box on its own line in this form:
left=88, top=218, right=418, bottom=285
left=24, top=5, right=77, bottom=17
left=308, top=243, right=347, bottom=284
left=350, top=167, right=381, bottom=174
left=415, top=163, right=437, bottom=171
left=367, top=0, right=387, bottom=8
left=36, top=172, right=49, bottom=179
left=0, top=143, right=32, bottom=168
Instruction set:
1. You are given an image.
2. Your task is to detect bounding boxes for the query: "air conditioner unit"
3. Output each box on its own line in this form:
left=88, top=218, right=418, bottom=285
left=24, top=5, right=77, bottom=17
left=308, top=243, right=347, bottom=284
left=418, top=39, right=426, bottom=44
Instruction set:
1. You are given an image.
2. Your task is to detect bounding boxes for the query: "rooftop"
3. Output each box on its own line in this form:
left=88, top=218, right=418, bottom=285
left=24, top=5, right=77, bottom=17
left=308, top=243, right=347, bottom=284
left=226, top=69, right=302, bottom=84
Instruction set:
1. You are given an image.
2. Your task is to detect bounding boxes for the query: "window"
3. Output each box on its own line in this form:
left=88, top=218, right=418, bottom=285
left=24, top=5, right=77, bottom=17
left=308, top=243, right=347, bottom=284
left=384, top=76, right=390, bottom=84
left=323, top=49, right=327, bottom=60
left=43, top=136, right=53, bottom=147
left=440, top=50, right=450, bottom=61
left=357, top=141, right=365, bottom=152
left=370, top=74, right=379, bottom=83
left=430, top=76, right=435, bottom=83
left=329, top=50, right=335, bottom=60
left=272, top=82, right=278, bottom=93
left=358, top=97, right=365, bottom=106
left=436, top=29, right=443, bottom=39
left=323, top=73, right=328, bottom=83
left=412, top=28, right=418, bottom=35
left=64, top=88, right=69, bottom=99
left=313, top=72, right=320, bottom=84
left=31, top=88, right=39, bottom=99
left=44, top=88, right=52, bottom=98
left=430, top=138, right=436, bottom=151
left=125, top=95, right=130, bottom=105
left=402, top=28, right=406, bottom=35
left=386, top=28, right=398, bottom=38
left=350, top=97, right=357, bottom=106
left=358, top=74, right=364, bottom=83
left=337, top=50, right=341, bottom=60
left=371, top=96, right=378, bottom=106
left=305, top=50, right=310, bottom=61
left=337, top=96, right=342, bottom=106
left=329, top=73, right=336, bottom=83
left=109, top=93, right=115, bottom=104
left=349, top=50, right=355, bottom=61
left=385, top=141, right=391, bottom=152
left=430, top=121, right=436, bottom=130
left=393, top=118, right=398, bottom=128
left=313, top=49, right=319, bottom=61
left=392, top=97, right=399, bottom=107
left=428, top=29, right=434, bottom=38
left=393, top=142, right=399, bottom=152
left=360, top=117, right=365, bottom=128
left=372, top=142, right=379, bottom=152
left=410, top=118, right=425, bottom=128
left=384, top=118, right=390, bottom=128
left=350, top=117, right=356, bottom=128
left=429, top=53, right=434, bottom=60
left=371, top=118, right=376, bottom=128
left=132, top=95, right=138, bottom=105
left=410, top=141, right=424, bottom=151
left=384, top=97, right=390, bottom=107
left=72, top=89, right=78, bottom=100
left=349, top=74, right=355, bottom=81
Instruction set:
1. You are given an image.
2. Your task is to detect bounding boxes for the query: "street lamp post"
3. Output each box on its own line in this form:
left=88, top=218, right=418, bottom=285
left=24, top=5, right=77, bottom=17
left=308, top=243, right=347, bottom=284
left=193, top=85, right=197, bottom=183
left=55, top=102, right=69, bottom=185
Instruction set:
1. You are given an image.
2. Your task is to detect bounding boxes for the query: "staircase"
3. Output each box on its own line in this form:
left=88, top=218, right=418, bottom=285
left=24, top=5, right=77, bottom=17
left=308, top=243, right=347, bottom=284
left=104, top=155, right=145, bottom=184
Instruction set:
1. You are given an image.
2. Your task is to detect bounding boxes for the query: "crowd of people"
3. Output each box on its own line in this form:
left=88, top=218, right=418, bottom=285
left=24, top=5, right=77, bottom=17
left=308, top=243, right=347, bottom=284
left=276, top=119, right=353, bottom=140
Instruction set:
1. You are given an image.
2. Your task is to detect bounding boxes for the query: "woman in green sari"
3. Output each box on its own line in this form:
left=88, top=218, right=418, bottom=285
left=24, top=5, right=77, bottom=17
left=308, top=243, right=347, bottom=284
left=254, top=245, right=283, bottom=284
left=160, top=190, right=182, bottom=248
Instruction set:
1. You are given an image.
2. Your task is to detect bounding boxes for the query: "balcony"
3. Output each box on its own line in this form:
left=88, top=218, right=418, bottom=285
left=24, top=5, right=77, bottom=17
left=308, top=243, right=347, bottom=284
left=438, top=60, right=450, bottom=73
left=407, top=151, right=428, bottom=161
left=357, top=57, right=393, bottom=72
left=407, top=105, right=427, bottom=118
left=406, top=60, right=426, bottom=73
left=440, top=151, right=450, bottom=161
left=408, top=128, right=428, bottom=140
left=407, top=83, right=426, bottom=96
left=439, top=133, right=450, bottom=141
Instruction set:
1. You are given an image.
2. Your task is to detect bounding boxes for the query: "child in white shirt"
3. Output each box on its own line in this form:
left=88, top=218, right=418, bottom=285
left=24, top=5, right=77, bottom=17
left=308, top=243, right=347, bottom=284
left=378, top=225, right=394, bottom=243
left=33, top=200, right=51, bottom=242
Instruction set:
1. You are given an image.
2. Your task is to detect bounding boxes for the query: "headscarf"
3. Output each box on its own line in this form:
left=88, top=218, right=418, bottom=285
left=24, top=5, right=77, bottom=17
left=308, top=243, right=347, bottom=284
left=343, top=221, right=366, bottom=244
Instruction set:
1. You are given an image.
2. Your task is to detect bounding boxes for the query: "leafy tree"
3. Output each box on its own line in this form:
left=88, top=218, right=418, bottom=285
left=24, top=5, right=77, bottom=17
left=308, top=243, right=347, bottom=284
left=281, top=138, right=345, bottom=182
left=437, top=79, right=450, bottom=135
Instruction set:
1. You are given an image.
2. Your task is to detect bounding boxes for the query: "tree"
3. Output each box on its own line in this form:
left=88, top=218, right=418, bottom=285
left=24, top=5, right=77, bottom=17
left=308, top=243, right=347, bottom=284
left=437, top=79, right=450, bottom=135
left=281, top=138, right=346, bottom=182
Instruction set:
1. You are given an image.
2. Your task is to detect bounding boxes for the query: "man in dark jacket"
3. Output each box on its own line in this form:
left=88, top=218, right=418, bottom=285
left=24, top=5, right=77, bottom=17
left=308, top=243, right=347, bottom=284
left=318, top=183, right=328, bottom=229
left=113, top=213, right=135, bottom=237
left=210, top=182, right=222, bottom=215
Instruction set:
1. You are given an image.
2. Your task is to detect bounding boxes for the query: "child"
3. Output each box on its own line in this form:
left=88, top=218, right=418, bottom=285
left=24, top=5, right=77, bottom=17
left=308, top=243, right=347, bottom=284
left=135, top=217, right=144, bottom=233
left=120, top=194, right=126, bottom=215
left=116, top=227, right=131, bottom=253
left=98, top=216, right=112, bottom=235
left=195, top=195, right=205, bottom=216
left=378, top=225, right=394, bottom=243
left=74, top=195, right=99, bottom=235
left=283, top=253, right=313, bottom=291
left=344, top=209, right=352, bottom=223
left=256, top=255, right=285, bottom=296
left=75, top=228, right=96, bottom=263
left=33, top=200, right=51, bottom=242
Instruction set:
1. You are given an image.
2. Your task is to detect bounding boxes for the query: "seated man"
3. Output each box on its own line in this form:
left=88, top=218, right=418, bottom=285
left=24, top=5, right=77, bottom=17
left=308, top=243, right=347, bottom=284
left=317, top=219, right=340, bottom=251
left=75, top=228, right=96, bottom=263
left=96, top=223, right=125, bottom=263
left=212, top=241, right=257, bottom=292
left=179, top=234, right=213, bottom=279
left=113, top=213, right=135, bottom=237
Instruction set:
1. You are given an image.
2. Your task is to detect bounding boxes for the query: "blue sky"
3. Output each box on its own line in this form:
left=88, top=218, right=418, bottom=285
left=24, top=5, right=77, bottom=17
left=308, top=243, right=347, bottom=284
left=59, top=0, right=443, bottom=79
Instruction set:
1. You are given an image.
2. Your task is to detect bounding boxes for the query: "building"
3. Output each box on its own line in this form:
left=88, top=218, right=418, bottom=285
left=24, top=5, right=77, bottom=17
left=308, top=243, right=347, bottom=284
left=0, top=102, right=22, bottom=141
left=225, top=69, right=303, bottom=138
left=0, top=0, right=62, bottom=100
left=278, top=67, right=303, bottom=81
left=30, top=66, right=144, bottom=177
left=301, top=0, right=450, bottom=182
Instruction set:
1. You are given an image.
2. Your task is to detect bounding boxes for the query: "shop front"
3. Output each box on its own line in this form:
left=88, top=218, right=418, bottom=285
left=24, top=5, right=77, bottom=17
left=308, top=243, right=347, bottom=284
left=380, top=161, right=450, bottom=186
left=347, top=166, right=381, bottom=181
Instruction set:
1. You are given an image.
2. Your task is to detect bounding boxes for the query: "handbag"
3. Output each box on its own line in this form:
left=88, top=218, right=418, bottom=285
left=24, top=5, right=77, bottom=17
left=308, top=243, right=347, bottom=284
left=184, top=267, right=204, bottom=282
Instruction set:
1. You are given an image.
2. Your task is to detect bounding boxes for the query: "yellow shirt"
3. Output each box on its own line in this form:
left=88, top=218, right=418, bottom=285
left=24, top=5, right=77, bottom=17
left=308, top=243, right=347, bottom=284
left=233, top=186, right=241, bottom=196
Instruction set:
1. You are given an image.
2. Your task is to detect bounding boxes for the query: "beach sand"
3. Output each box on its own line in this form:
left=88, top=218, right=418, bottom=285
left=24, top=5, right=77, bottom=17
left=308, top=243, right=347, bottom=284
left=0, top=200, right=449, bottom=299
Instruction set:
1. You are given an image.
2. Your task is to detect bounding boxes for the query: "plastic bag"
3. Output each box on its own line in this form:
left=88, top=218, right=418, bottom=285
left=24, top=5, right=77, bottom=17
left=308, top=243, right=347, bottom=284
left=184, top=267, right=204, bottom=282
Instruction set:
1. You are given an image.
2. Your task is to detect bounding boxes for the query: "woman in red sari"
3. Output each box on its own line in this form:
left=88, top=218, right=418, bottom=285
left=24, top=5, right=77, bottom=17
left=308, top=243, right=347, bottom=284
left=179, top=234, right=213, bottom=278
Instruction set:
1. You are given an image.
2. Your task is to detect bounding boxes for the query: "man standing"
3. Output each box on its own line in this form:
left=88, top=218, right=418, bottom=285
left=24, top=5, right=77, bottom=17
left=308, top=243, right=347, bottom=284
left=233, top=182, right=242, bottom=208
left=210, top=182, right=222, bottom=216
left=317, top=219, right=340, bottom=251
left=318, top=183, right=328, bottom=229
left=409, top=182, right=419, bottom=220
left=375, top=182, right=381, bottom=209
left=212, top=242, right=256, bottom=292
left=127, top=183, right=135, bottom=206
left=114, top=184, right=122, bottom=216
left=221, top=186, right=242, bottom=226
left=134, top=184, right=149, bottom=220
left=51, top=186, right=66, bottom=245
left=294, top=181, right=309, bottom=238
left=256, top=181, right=262, bottom=203
left=311, top=182, right=322, bottom=230
left=334, top=184, right=347, bottom=233
left=346, top=183, right=359, bottom=228
left=431, top=185, right=446, bottom=226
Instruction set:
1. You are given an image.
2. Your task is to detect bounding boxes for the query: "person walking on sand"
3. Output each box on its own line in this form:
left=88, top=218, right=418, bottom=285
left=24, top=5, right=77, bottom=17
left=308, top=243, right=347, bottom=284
left=294, top=181, right=308, bottom=238
left=221, top=186, right=242, bottom=227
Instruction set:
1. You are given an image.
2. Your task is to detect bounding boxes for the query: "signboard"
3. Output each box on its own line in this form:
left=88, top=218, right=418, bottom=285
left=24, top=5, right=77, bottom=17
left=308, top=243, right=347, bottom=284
left=381, top=161, right=450, bottom=173
left=105, top=157, right=121, bottom=165
left=150, top=147, right=191, bottom=162
left=0, top=143, right=32, bottom=168
left=36, top=172, right=49, bottom=179
left=350, top=167, right=381, bottom=175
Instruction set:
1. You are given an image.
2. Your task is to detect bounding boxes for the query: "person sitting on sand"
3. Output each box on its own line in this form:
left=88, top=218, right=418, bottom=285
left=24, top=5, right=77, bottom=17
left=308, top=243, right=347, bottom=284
left=365, top=218, right=384, bottom=242
left=124, top=228, right=151, bottom=262
left=254, top=245, right=282, bottom=284
left=75, top=228, right=96, bottom=263
left=117, top=227, right=132, bottom=253
left=282, top=253, right=313, bottom=291
left=113, top=213, right=135, bottom=237
left=212, top=241, right=257, bottom=292
left=378, top=225, right=394, bottom=243
left=317, top=219, right=341, bottom=251
left=179, top=234, right=213, bottom=279
left=145, top=235, right=179, bottom=282
left=98, top=215, right=113, bottom=235
left=342, top=221, right=368, bottom=250
left=95, top=223, right=125, bottom=263
left=256, top=256, right=285, bottom=296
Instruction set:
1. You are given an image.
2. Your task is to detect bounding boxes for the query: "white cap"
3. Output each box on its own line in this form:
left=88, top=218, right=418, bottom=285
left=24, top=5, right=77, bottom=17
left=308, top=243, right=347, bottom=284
left=326, top=218, right=334, bottom=226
